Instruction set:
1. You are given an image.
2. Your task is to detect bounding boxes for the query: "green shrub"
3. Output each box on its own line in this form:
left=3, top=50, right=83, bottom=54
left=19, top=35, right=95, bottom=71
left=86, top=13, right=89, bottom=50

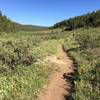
left=0, top=40, right=34, bottom=69
left=75, top=31, right=100, bottom=50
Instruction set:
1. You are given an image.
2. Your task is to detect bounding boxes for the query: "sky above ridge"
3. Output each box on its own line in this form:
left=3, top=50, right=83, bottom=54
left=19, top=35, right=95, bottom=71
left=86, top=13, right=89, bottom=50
left=0, top=0, right=100, bottom=26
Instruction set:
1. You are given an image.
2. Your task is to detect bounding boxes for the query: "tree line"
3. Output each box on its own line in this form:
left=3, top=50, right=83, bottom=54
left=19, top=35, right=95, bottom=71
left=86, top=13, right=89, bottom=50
left=0, top=11, right=15, bottom=32
left=53, top=10, right=100, bottom=31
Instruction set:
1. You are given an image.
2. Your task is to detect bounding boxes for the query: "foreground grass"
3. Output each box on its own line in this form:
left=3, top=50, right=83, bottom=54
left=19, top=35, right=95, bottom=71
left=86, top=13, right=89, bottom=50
left=0, top=27, right=100, bottom=100
left=0, top=32, right=59, bottom=100
left=64, top=27, right=100, bottom=100
left=65, top=50, right=100, bottom=100
left=0, top=63, right=53, bottom=100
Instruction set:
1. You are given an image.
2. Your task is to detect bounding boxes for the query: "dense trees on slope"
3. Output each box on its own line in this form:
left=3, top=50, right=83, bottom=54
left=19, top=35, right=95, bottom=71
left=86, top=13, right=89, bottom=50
left=0, top=11, right=15, bottom=32
left=53, top=10, right=100, bottom=31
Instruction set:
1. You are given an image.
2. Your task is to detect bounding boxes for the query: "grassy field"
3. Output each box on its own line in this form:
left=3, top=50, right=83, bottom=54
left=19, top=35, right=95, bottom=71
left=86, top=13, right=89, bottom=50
left=63, top=27, right=100, bottom=100
left=0, top=31, right=60, bottom=100
left=0, top=27, right=100, bottom=100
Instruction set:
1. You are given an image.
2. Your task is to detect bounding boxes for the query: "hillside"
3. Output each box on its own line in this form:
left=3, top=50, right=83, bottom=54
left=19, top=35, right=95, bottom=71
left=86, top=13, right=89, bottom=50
left=0, top=10, right=47, bottom=32
left=53, top=10, right=100, bottom=31
left=0, top=11, right=15, bottom=32
left=14, top=23, right=48, bottom=31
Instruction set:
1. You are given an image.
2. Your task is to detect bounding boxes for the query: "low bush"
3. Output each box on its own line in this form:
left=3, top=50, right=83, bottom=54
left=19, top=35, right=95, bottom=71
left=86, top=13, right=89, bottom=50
left=0, top=39, right=35, bottom=70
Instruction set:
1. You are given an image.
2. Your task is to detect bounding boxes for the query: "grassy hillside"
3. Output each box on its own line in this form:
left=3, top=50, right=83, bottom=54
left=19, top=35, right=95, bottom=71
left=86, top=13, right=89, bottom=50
left=14, top=23, right=48, bottom=31
left=0, top=10, right=48, bottom=32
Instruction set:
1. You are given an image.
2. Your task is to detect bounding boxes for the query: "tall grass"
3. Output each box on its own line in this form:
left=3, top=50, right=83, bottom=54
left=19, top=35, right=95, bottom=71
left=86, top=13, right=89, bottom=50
left=64, top=27, right=100, bottom=100
left=0, top=27, right=100, bottom=99
left=0, top=31, right=59, bottom=100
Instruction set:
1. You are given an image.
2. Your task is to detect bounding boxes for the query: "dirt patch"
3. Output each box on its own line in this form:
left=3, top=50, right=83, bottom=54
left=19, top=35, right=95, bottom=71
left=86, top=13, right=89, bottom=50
left=37, top=45, right=76, bottom=100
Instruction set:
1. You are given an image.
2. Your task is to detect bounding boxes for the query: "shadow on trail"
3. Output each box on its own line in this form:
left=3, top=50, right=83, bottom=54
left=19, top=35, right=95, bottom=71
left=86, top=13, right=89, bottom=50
left=62, top=46, right=79, bottom=100
left=64, top=95, right=74, bottom=100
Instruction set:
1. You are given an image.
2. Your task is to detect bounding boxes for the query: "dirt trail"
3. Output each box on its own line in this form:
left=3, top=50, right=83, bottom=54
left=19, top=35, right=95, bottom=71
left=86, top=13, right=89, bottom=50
left=37, top=45, right=75, bottom=100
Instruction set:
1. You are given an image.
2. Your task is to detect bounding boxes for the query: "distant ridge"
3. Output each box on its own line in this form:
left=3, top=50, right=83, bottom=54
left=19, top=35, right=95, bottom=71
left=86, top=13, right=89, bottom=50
left=0, top=10, right=48, bottom=32
left=14, top=23, right=48, bottom=31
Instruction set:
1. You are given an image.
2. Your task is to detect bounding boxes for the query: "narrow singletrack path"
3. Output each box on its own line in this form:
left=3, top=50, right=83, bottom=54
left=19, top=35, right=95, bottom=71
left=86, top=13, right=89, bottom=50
left=37, top=44, right=75, bottom=100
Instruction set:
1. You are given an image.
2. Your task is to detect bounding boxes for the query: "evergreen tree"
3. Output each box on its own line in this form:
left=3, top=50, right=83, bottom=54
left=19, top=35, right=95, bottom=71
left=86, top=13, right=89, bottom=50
left=53, top=10, right=100, bottom=31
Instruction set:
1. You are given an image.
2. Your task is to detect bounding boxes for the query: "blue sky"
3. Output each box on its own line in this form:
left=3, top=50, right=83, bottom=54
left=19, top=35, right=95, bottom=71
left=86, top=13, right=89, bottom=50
left=0, top=0, right=100, bottom=26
